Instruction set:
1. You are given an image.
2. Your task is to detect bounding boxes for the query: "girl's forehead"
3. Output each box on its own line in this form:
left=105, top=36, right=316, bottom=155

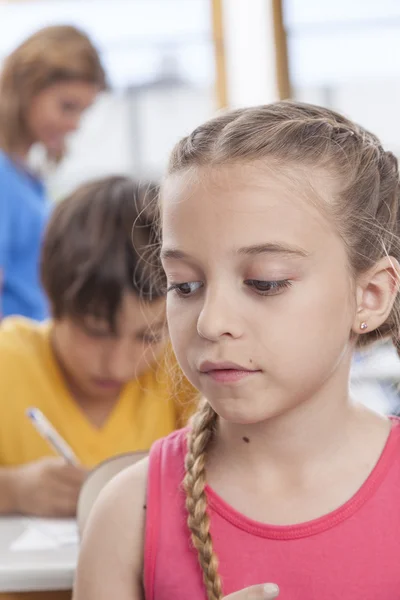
left=163, top=162, right=334, bottom=206
left=162, top=164, right=336, bottom=240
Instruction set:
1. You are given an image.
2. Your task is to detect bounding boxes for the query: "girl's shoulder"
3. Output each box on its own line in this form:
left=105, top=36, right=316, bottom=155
left=75, top=457, right=149, bottom=599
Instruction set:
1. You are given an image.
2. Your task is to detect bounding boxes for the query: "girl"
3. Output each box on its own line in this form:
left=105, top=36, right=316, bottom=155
left=0, top=25, right=105, bottom=320
left=74, top=101, right=400, bottom=600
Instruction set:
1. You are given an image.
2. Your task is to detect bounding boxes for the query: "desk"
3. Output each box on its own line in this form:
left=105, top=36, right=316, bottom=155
left=0, top=517, right=78, bottom=593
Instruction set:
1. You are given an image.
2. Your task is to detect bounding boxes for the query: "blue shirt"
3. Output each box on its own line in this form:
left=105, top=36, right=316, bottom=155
left=0, top=151, right=50, bottom=320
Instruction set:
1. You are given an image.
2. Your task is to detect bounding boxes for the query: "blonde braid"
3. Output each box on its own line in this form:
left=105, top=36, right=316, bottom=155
left=183, top=400, right=222, bottom=600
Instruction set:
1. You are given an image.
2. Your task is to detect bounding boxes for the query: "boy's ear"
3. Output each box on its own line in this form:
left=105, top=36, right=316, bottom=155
left=352, top=256, right=400, bottom=335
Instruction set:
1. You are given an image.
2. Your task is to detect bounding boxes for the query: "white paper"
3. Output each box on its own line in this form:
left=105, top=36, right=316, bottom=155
left=10, top=527, right=58, bottom=551
left=10, top=518, right=78, bottom=552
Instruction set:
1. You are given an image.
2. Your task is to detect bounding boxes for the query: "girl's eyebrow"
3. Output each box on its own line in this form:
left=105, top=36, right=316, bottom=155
left=161, top=243, right=309, bottom=262
left=160, top=248, right=188, bottom=261
left=237, top=243, right=309, bottom=258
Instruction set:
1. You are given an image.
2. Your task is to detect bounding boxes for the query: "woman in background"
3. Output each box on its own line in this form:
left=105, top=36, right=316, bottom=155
left=0, top=25, right=106, bottom=320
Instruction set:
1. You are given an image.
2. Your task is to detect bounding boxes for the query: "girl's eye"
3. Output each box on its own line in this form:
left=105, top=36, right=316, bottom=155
left=167, top=282, right=203, bottom=297
left=244, top=279, right=292, bottom=296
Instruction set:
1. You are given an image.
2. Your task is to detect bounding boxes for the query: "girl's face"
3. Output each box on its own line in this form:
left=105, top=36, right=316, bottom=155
left=161, top=164, right=358, bottom=425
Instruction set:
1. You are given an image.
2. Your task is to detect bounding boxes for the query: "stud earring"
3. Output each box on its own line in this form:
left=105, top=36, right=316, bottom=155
left=360, top=322, right=368, bottom=331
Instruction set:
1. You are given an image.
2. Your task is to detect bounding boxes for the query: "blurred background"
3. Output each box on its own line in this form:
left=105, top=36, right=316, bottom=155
left=0, top=0, right=217, bottom=198
left=2, top=0, right=400, bottom=413
left=3, top=0, right=400, bottom=197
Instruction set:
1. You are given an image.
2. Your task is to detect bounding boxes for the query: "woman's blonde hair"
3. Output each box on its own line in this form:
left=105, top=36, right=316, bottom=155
left=162, top=101, right=400, bottom=599
left=0, top=25, right=106, bottom=156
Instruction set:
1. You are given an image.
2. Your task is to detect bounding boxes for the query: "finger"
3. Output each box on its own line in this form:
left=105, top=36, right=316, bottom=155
left=28, top=494, right=75, bottom=519
left=50, top=464, right=88, bottom=485
left=62, top=466, right=88, bottom=484
left=225, top=584, right=280, bottom=600
left=50, top=490, right=80, bottom=517
left=44, top=457, right=66, bottom=468
left=42, top=478, right=84, bottom=515
left=51, top=478, right=85, bottom=500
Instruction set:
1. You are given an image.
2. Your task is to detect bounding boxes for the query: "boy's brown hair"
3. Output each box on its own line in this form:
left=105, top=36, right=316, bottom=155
left=41, top=176, right=164, bottom=329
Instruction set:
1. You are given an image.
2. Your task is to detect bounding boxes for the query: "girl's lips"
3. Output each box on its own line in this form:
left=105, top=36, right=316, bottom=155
left=204, top=368, right=261, bottom=384
left=199, top=361, right=261, bottom=384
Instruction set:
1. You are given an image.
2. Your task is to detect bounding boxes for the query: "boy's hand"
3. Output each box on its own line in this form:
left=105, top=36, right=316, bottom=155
left=224, top=584, right=280, bottom=599
left=13, top=457, right=88, bottom=517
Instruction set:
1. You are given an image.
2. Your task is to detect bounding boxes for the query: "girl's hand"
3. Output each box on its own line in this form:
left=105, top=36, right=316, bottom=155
left=225, top=584, right=280, bottom=599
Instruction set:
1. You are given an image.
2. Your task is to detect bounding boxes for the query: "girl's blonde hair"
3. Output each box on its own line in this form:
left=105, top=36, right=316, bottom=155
left=0, top=25, right=106, bottom=157
left=162, top=101, right=400, bottom=599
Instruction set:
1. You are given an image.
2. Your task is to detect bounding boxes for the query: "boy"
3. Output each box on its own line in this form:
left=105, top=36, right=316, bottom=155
left=0, top=176, right=193, bottom=520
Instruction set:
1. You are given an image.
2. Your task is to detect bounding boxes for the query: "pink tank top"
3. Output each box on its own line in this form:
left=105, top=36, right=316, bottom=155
left=144, top=418, right=400, bottom=600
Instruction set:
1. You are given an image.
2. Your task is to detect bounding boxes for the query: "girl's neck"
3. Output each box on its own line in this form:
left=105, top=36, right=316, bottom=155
left=210, top=373, right=389, bottom=478
left=206, top=372, right=391, bottom=527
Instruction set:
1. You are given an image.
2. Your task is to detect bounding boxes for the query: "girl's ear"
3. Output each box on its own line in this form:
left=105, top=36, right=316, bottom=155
left=352, top=256, right=400, bottom=335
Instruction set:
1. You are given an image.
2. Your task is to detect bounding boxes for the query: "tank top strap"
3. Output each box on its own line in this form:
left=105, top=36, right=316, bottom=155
left=144, top=428, right=188, bottom=600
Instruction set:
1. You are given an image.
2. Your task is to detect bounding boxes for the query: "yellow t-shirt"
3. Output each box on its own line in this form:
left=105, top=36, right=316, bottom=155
left=0, top=318, right=195, bottom=600
left=0, top=317, right=194, bottom=468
